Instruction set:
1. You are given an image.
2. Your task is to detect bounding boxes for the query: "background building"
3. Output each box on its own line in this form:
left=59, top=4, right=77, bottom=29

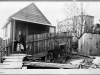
left=57, top=18, right=73, bottom=33
left=74, top=15, right=94, bottom=37
left=57, top=15, right=94, bottom=37
left=78, top=33, right=100, bottom=56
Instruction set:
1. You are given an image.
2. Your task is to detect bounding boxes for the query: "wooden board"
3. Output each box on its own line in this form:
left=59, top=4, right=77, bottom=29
left=33, top=52, right=47, bottom=58
left=24, top=61, right=79, bottom=69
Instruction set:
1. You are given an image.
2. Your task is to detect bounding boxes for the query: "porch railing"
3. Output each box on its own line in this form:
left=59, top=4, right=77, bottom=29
left=0, top=40, right=12, bottom=63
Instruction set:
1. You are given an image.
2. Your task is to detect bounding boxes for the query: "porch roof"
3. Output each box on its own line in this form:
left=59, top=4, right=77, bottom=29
left=3, top=3, right=52, bottom=28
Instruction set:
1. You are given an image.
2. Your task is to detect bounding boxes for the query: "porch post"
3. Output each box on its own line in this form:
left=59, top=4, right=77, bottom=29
left=12, top=19, right=16, bottom=53
left=26, top=24, right=28, bottom=54
left=54, top=26, right=56, bottom=50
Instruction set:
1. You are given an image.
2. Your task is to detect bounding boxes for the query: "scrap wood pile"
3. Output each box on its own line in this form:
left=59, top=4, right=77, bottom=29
left=22, top=53, right=100, bottom=69
left=23, top=61, right=79, bottom=69
left=80, top=57, right=100, bottom=69
left=67, top=56, right=100, bottom=69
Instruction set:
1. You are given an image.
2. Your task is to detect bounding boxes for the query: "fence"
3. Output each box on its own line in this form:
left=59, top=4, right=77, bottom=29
left=26, top=32, right=72, bottom=56
left=0, top=39, right=12, bottom=63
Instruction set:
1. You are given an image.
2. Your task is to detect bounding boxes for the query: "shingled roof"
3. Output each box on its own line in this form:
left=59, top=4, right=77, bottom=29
left=9, top=3, right=51, bottom=25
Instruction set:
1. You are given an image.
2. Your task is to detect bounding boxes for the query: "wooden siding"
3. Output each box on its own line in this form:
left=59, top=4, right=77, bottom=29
left=78, top=33, right=100, bottom=56
left=26, top=32, right=72, bottom=57
left=10, top=3, right=51, bottom=25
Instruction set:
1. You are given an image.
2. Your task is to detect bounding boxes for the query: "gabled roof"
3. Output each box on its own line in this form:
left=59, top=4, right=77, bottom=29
left=5, top=3, right=51, bottom=27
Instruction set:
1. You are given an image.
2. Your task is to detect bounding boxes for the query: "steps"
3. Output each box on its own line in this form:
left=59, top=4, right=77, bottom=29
left=0, top=53, right=26, bottom=69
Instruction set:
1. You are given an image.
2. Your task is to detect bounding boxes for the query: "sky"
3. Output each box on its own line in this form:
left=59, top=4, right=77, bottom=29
left=0, top=1, right=100, bottom=38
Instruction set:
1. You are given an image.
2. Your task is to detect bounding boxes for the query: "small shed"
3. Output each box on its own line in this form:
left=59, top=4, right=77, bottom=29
left=2, top=3, right=55, bottom=54
left=78, top=33, right=100, bottom=56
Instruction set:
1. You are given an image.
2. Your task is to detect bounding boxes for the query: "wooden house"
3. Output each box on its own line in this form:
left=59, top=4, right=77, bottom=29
left=78, top=33, right=100, bottom=56
left=57, top=18, right=73, bottom=32
left=2, top=3, right=55, bottom=55
left=73, top=15, right=94, bottom=37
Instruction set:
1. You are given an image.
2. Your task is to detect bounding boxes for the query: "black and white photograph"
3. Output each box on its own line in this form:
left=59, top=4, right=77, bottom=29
left=0, top=0, right=100, bottom=74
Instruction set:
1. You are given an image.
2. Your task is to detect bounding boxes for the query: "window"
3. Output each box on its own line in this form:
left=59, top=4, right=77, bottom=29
left=3, top=22, right=11, bottom=38
left=5, top=25, right=8, bottom=37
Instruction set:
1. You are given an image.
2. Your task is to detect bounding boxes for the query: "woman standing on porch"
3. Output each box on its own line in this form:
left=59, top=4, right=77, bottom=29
left=16, top=31, right=25, bottom=52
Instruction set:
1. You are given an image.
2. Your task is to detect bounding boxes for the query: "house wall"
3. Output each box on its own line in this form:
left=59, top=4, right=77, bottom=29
left=78, top=33, right=100, bottom=56
left=57, top=18, right=73, bottom=32
left=75, top=15, right=94, bottom=37
left=0, top=38, right=2, bottom=48
left=3, top=22, right=12, bottom=46
left=84, top=16, right=94, bottom=33
left=2, top=20, right=13, bottom=56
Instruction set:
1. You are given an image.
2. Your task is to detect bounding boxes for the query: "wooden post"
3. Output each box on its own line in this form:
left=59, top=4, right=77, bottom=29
left=29, top=43, right=31, bottom=55
left=46, top=33, right=48, bottom=52
left=34, top=41, right=36, bottom=54
left=33, top=35, right=35, bottom=54
left=12, top=19, right=16, bottom=53
left=38, top=41, right=39, bottom=53
left=45, top=39, right=46, bottom=52
left=70, top=37, right=72, bottom=55
left=25, top=24, right=28, bottom=54
left=32, top=35, right=34, bottom=55
left=1, top=49, right=2, bottom=63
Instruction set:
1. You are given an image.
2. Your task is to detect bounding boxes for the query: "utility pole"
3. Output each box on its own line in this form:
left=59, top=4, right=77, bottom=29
left=80, top=3, right=83, bottom=35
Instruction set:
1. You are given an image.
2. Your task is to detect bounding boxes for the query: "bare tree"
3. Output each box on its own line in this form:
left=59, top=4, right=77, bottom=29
left=57, top=2, right=89, bottom=37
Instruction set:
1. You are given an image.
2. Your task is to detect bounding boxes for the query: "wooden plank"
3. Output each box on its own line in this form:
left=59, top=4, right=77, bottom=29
left=36, top=41, right=38, bottom=53
left=27, top=36, right=71, bottom=42
left=4, top=59, right=23, bottom=62
left=44, top=40, right=46, bottom=52
left=0, top=62, right=23, bottom=69
left=10, top=54, right=26, bottom=56
left=24, top=62, right=79, bottom=69
left=12, top=19, right=16, bottom=53
left=30, top=43, right=32, bottom=55
left=33, top=52, right=47, bottom=58
left=3, top=56, right=25, bottom=59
